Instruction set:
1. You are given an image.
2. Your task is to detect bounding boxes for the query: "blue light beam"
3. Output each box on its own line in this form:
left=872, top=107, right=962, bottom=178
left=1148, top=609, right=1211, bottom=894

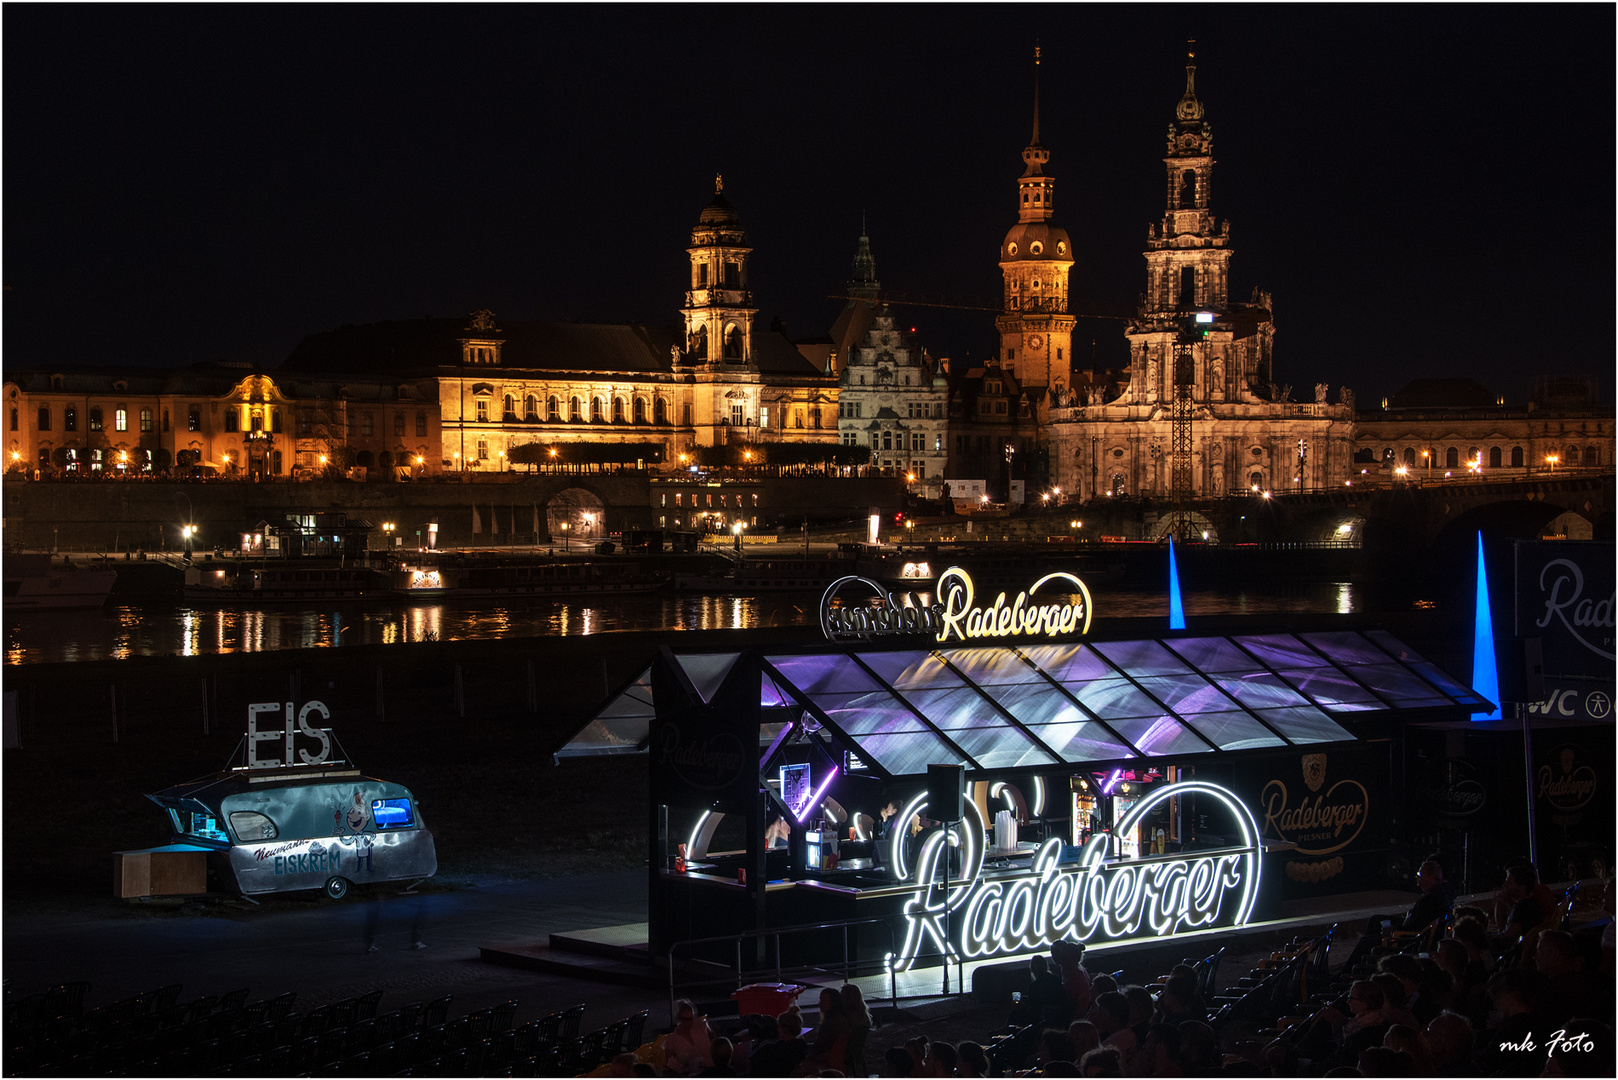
left=1168, top=535, right=1186, bottom=630
left=1472, top=531, right=1502, bottom=719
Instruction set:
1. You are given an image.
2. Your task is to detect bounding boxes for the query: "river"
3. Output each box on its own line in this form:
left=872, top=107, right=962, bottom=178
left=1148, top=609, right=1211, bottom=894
left=3, top=579, right=1421, bottom=665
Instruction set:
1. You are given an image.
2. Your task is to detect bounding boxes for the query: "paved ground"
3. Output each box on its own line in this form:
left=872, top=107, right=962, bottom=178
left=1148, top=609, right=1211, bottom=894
left=3, top=873, right=659, bottom=1030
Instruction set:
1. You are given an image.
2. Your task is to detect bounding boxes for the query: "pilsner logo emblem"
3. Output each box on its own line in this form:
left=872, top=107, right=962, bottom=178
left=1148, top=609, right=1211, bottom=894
left=1537, top=746, right=1597, bottom=812
left=819, top=567, right=1091, bottom=644
left=887, top=781, right=1261, bottom=970
left=1260, top=753, right=1369, bottom=857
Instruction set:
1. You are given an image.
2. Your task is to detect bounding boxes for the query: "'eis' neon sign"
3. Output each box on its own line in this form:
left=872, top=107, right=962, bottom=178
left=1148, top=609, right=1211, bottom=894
left=889, top=781, right=1261, bottom=970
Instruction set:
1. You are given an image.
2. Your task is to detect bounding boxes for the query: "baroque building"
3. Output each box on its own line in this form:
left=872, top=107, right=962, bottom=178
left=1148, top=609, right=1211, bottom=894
left=1050, top=48, right=1355, bottom=508
left=836, top=302, right=949, bottom=492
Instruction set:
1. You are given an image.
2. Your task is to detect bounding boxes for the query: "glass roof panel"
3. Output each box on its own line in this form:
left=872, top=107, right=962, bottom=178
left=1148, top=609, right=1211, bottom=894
left=555, top=715, right=652, bottom=756
left=1277, top=667, right=1381, bottom=706
left=1254, top=705, right=1355, bottom=743
left=942, top=647, right=1051, bottom=687
left=1134, top=673, right=1230, bottom=715
left=760, top=672, right=792, bottom=708
left=1093, top=639, right=1193, bottom=675
left=1028, top=722, right=1139, bottom=764
left=1213, top=672, right=1311, bottom=709
left=857, top=650, right=957, bottom=689
left=1409, top=662, right=1488, bottom=704
left=978, top=681, right=1097, bottom=729
left=1105, top=714, right=1215, bottom=757
left=765, top=653, right=883, bottom=695
left=1351, top=665, right=1451, bottom=704
left=895, top=686, right=1002, bottom=730
left=1235, top=634, right=1328, bottom=669
left=1301, top=631, right=1394, bottom=666
left=856, top=729, right=970, bottom=774
left=675, top=653, right=741, bottom=702
left=1165, top=636, right=1266, bottom=673
left=596, top=668, right=654, bottom=718
left=1068, top=678, right=1164, bottom=719
left=804, top=692, right=927, bottom=736
left=1020, top=643, right=1117, bottom=684
left=944, top=724, right=1059, bottom=770
left=1180, top=710, right=1287, bottom=751
left=1363, top=630, right=1433, bottom=665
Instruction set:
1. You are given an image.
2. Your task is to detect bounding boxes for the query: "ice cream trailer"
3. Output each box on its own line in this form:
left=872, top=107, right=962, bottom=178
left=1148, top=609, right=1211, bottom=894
left=146, top=765, right=437, bottom=899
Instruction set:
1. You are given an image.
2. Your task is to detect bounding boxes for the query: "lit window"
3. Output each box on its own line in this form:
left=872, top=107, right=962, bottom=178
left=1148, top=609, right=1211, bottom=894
left=476, top=400, right=489, bottom=423
left=228, top=812, right=277, bottom=842
left=140, top=409, right=153, bottom=433
left=115, top=408, right=128, bottom=432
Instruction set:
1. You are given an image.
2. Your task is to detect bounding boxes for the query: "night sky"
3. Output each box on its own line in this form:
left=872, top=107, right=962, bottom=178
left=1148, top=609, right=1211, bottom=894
left=6, top=5, right=1613, bottom=405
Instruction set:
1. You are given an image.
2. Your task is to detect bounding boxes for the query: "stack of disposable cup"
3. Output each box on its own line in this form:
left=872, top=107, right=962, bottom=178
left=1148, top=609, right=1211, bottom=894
left=995, top=809, right=1018, bottom=853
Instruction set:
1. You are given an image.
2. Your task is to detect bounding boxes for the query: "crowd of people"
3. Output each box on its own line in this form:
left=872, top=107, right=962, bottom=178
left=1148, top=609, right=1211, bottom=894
left=594, top=859, right=1611, bottom=1078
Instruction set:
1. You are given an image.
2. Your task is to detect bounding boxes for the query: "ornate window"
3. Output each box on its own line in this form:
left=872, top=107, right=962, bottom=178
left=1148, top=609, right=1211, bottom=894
left=1586, top=445, right=1600, bottom=467
left=723, top=324, right=742, bottom=360
left=1488, top=446, right=1501, bottom=468
left=1444, top=447, right=1458, bottom=468
left=115, top=408, right=128, bottom=432
left=503, top=394, right=516, bottom=421
left=654, top=398, right=667, bottom=425
left=547, top=396, right=559, bottom=421
left=633, top=398, right=646, bottom=424
left=613, top=397, right=625, bottom=423
left=730, top=403, right=744, bottom=427
left=524, top=395, right=538, bottom=421
left=476, top=438, right=488, bottom=460
left=570, top=396, right=583, bottom=421
left=592, top=397, right=605, bottom=423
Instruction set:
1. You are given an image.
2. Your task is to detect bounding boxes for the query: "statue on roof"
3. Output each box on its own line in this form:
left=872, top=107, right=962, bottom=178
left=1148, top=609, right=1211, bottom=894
left=468, top=309, right=497, bottom=332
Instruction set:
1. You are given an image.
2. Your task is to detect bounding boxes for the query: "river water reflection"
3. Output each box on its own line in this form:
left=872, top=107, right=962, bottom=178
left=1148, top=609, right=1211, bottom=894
left=4, top=580, right=1388, bottom=665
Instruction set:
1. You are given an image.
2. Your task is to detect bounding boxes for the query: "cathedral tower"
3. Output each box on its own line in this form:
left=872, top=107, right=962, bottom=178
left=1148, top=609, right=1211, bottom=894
left=995, top=48, right=1076, bottom=403
left=681, top=176, right=757, bottom=367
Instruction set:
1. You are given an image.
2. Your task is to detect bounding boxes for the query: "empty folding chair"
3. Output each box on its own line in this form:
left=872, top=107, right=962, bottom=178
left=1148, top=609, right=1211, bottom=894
left=622, top=1011, right=649, bottom=1053
left=559, top=1003, right=587, bottom=1043
left=355, top=988, right=384, bottom=1021
left=534, top=1010, right=565, bottom=1046
left=218, top=988, right=251, bottom=1016
left=490, top=999, right=520, bottom=1034
left=422, top=995, right=453, bottom=1029
left=265, top=991, right=298, bottom=1021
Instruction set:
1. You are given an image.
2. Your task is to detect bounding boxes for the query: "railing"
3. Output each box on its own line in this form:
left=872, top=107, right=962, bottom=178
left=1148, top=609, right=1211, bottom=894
left=666, top=915, right=901, bottom=1026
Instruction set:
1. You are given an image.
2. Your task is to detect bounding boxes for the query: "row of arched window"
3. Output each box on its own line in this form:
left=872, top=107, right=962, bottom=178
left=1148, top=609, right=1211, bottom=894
left=1385, top=445, right=1603, bottom=469
left=499, top=394, right=670, bottom=425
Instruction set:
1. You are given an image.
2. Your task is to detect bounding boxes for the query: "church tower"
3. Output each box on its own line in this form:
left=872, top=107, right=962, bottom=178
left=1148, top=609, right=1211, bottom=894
left=995, top=48, right=1076, bottom=408
left=680, top=176, right=757, bottom=368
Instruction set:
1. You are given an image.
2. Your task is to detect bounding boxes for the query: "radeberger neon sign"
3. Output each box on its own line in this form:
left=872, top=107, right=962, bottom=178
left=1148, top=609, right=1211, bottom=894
left=889, top=781, right=1261, bottom=971
left=820, top=567, right=1091, bottom=644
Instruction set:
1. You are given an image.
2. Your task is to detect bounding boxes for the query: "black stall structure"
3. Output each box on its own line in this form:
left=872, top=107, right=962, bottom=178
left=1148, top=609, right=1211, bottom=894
left=561, top=621, right=1494, bottom=974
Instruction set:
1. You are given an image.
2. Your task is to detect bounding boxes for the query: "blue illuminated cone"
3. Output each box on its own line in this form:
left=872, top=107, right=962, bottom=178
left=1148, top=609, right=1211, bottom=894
left=1471, top=531, right=1502, bottom=719
left=1168, top=535, right=1186, bottom=631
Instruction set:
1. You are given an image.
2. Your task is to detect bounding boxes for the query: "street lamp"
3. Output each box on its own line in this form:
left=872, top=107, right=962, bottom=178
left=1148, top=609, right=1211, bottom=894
left=498, top=449, right=506, bottom=472
left=560, top=521, right=570, bottom=551
left=732, top=520, right=744, bottom=553
left=1421, top=449, right=1431, bottom=481
left=382, top=521, right=396, bottom=548
left=182, top=523, right=196, bottom=558
left=1545, top=453, right=1559, bottom=473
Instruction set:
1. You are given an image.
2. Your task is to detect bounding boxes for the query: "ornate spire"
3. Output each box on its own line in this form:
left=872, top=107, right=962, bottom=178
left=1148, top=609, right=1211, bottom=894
left=848, top=221, right=880, bottom=302
left=1175, top=39, right=1204, bottom=121
left=1021, top=42, right=1050, bottom=177
left=715, top=172, right=724, bottom=194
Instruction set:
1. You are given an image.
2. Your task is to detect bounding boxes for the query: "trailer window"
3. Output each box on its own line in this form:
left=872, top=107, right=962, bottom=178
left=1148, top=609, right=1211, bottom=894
left=371, top=798, right=415, bottom=829
left=186, top=812, right=228, bottom=843
left=229, top=811, right=279, bottom=842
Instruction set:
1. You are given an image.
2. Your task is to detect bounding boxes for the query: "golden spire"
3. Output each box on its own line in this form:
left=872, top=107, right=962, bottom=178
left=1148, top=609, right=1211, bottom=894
left=1176, top=38, right=1204, bottom=122
left=715, top=173, right=723, bottom=194
left=1031, top=41, right=1042, bottom=145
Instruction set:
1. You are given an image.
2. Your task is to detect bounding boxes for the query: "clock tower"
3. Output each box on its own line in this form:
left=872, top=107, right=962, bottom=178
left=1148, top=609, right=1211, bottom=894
left=995, top=49, right=1076, bottom=416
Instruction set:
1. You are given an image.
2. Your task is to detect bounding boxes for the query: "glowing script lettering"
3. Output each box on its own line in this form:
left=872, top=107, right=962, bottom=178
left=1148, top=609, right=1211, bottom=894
left=890, top=781, right=1261, bottom=970
left=819, top=568, right=1092, bottom=644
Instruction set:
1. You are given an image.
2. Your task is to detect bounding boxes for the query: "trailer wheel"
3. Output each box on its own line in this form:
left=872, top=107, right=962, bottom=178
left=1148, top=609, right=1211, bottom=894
left=324, top=876, right=350, bottom=900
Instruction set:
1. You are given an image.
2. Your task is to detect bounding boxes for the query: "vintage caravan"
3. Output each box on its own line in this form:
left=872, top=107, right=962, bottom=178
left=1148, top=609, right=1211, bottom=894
left=147, top=764, right=437, bottom=899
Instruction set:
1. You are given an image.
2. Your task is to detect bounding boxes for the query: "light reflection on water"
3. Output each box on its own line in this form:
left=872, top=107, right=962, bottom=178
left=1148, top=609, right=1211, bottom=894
left=5, top=582, right=1374, bottom=665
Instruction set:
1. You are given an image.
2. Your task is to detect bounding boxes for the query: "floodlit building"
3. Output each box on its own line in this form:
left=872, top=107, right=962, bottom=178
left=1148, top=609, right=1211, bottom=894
left=1050, top=49, right=1355, bottom=510
left=836, top=304, right=949, bottom=494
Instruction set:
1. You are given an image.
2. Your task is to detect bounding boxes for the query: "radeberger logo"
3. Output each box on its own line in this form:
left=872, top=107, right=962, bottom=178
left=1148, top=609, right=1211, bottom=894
left=888, top=781, right=1261, bottom=971
left=1537, top=745, right=1597, bottom=812
left=1260, top=753, right=1370, bottom=856
left=658, top=724, right=746, bottom=791
left=819, top=567, right=1092, bottom=645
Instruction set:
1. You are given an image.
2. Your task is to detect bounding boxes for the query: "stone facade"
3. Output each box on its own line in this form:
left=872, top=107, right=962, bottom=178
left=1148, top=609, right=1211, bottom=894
left=1050, top=49, right=1355, bottom=511
left=836, top=306, right=949, bottom=493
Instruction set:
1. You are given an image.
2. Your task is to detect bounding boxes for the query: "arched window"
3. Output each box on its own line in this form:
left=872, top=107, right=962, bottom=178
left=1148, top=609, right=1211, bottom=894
left=654, top=398, right=667, bottom=425
left=591, top=397, right=605, bottom=423
left=503, top=394, right=516, bottom=421
left=1489, top=446, right=1502, bottom=468
left=548, top=396, right=559, bottom=421
left=1565, top=447, right=1580, bottom=466
left=1444, top=447, right=1458, bottom=468
left=692, top=325, right=708, bottom=359
left=524, top=395, right=538, bottom=421
left=1403, top=447, right=1416, bottom=466
left=1180, top=169, right=1198, bottom=209
left=633, top=398, right=646, bottom=424
left=882, top=431, right=892, bottom=450
left=570, top=395, right=582, bottom=421
left=723, top=324, right=742, bottom=359
left=612, top=397, right=625, bottom=423
left=1586, top=445, right=1600, bottom=467
left=88, top=406, right=103, bottom=431
left=1511, top=446, right=1524, bottom=467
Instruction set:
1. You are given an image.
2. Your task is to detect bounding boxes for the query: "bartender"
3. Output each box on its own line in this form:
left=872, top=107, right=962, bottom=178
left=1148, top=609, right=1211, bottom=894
left=872, top=799, right=902, bottom=868
left=764, top=814, right=791, bottom=850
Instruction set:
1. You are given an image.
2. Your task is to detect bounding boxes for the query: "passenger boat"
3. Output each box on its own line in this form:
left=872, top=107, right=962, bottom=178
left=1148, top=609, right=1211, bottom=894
left=673, top=553, right=856, bottom=592
left=3, top=555, right=118, bottom=610
left=183, top=563, right=388, bottom=603
left=392, top=555, right=667, bottom=600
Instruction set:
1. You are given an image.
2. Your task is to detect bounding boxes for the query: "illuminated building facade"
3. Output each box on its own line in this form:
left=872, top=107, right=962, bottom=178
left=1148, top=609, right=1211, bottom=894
left=836, top=306, right=949, bottom=493
left=1050, top=50, right=1355, bottom=509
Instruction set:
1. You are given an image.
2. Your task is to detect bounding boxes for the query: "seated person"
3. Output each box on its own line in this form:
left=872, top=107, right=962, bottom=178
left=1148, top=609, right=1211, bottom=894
left=746, top=1009, right=808, bottom=1077
left=1395, top=857, right=1456, bottom=933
